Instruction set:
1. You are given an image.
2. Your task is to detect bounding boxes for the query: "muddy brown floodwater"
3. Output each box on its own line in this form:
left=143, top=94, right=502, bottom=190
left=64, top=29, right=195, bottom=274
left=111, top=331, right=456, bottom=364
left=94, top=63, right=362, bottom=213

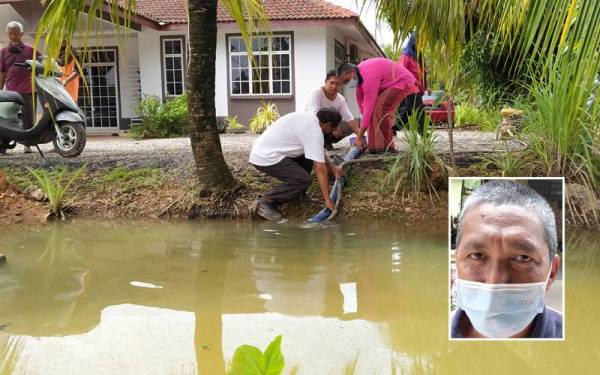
left=0, top=219, right=597, bottom=374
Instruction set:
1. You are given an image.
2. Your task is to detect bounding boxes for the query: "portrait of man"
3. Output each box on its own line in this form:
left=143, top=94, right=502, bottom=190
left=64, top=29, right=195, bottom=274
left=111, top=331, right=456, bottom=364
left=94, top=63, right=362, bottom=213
left=450, top=179, right=564, bottom=339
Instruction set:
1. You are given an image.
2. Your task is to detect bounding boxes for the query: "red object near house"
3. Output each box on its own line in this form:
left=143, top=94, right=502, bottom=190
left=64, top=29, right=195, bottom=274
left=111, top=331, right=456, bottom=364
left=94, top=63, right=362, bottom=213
left=422, top=92, right=455, bottom=124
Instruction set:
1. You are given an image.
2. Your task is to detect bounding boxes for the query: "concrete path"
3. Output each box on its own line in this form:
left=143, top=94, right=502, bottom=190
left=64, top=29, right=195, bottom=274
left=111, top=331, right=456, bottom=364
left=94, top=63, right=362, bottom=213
left=0, top=130, right=524, bottom=174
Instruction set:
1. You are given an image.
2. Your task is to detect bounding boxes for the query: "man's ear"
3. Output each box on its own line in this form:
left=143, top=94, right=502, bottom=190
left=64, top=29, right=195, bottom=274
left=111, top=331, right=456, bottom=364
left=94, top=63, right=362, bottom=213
left=546, top=254, right=560, bottom=291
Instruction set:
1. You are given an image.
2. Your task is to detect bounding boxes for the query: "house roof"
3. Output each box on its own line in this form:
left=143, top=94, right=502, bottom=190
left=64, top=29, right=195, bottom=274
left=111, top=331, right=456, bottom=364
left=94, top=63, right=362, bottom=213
left=124, top=0, right=383, bottom=56
left=131, top=0, right=357, bottom=25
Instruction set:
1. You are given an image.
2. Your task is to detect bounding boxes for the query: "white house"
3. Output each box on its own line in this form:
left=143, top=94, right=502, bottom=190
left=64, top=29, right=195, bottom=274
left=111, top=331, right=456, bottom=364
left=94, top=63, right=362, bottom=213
left=0, top=0, right=384, bottom=133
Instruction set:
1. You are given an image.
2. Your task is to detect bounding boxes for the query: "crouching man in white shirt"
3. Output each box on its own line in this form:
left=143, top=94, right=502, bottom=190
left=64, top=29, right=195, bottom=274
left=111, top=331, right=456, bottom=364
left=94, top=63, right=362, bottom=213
left=249, top=108, right=345, bottom=221
left=305, top=70, right=361, bottom=150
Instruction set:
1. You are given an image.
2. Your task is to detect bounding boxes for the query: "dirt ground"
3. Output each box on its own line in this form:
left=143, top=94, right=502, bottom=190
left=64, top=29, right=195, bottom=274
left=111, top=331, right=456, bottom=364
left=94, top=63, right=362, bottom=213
left=0, top=130, right=523, bottom=225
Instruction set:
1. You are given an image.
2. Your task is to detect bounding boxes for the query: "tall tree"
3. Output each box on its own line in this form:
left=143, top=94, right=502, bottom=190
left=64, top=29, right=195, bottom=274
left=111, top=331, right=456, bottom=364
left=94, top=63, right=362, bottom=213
left=369, top=0, right=600, bottom=175
left=34, top=0, right=268, bottom=193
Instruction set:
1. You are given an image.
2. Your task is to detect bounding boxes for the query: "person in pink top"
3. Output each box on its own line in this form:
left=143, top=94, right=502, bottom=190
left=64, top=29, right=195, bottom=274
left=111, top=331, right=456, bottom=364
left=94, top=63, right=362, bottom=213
left=337, top=58, right=418, bottom=153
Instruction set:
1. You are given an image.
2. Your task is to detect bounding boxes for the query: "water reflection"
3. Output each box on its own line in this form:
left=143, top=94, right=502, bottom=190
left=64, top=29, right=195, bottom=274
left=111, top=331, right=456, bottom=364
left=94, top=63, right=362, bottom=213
left=0, top=221, right=597, bottom=373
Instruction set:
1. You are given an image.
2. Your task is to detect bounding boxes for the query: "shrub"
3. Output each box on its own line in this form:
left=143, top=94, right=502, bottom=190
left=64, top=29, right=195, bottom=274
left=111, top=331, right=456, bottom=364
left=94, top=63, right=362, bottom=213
left=131, top=94, right=188, bottom=139
left=249, top=102, right=279, bottom=134
left=227, top=115, right=245, bottom=129
left=27, top=165, right=86, bottom=219
left=387, top=113, right=446, bottom=198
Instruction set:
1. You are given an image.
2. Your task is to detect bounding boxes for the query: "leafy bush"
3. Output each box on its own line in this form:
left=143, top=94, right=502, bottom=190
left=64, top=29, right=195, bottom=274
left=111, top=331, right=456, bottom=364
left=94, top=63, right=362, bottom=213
left=459, top=31, right=529, bottom=107
left=27, top=165, right=86, bottom=219
left=249, top=102, right=279, bottom=134
left=227, top=115, right=245, bottom=129
left=521, top=52, right=600, bottom=224
left=131, top=94, right=188, bottom=139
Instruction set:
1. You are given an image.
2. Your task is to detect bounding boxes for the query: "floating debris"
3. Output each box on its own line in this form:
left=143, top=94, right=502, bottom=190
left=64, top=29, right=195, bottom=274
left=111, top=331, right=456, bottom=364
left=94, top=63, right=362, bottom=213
left=129, top=281, right=163, bottom=289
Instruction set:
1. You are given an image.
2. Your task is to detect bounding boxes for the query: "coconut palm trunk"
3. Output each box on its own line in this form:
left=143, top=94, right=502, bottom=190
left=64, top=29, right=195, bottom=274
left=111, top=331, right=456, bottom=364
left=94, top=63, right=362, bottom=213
left=187, top=0, right=237, bottom=192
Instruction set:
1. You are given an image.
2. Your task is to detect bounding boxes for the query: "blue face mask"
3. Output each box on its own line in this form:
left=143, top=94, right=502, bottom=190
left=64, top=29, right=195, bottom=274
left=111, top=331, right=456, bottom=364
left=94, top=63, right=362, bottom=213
left=347, top=77, right=359, bottom=89
left=456, top=268, right=551, bottom=338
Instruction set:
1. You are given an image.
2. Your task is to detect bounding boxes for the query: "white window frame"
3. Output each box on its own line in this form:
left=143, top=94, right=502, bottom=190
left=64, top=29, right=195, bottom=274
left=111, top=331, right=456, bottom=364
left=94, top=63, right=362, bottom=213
left=162, top=37, right=185, bottom=97
left=228, top=34, right=293, bottom=97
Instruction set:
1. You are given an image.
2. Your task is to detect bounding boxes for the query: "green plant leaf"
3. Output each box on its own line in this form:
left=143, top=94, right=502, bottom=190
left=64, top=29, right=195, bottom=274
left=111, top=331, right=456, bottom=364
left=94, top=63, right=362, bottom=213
left=263, top=335, right=284, bottom=375
left=229, top=345, right=266, bottom=375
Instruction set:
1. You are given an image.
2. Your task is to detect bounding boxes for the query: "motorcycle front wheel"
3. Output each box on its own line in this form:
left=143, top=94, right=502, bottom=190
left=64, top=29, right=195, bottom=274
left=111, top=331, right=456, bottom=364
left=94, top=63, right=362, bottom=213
left=52, top=121, right=86, bottom=158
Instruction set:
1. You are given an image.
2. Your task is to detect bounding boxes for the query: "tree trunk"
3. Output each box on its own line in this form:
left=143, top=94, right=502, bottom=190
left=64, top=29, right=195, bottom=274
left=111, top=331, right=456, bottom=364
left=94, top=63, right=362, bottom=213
left=187, top=0, right=237, bottom=192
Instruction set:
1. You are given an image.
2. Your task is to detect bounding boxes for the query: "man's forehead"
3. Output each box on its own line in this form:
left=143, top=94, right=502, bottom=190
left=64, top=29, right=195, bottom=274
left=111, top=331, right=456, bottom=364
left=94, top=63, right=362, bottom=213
left=461, top=202, right=548, bottom=250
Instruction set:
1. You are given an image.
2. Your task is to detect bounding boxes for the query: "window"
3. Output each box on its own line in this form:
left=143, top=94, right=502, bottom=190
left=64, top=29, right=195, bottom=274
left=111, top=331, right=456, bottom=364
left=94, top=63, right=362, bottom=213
left=229, top=34, right=292, bottom=96
left=335, top=40, right=346, bottom=68
left=162, top=37, right=185, bottom=97
left=78, top=49, right=120, bottom=129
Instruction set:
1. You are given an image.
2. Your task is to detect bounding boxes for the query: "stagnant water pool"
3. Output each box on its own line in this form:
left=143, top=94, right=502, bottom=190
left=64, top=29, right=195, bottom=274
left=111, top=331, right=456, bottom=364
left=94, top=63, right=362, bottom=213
left=0, top=219, right=597, bottom=374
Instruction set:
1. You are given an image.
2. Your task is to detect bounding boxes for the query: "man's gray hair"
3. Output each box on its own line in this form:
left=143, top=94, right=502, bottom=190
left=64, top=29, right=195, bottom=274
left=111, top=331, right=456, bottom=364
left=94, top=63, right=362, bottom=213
left=456, top=180, right=558, bottom=260
left=6, top=21, right=24, bottom=33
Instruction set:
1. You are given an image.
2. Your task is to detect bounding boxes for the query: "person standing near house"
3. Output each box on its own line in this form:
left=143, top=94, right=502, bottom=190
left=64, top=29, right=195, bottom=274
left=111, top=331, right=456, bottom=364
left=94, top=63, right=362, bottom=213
left=249, top=108, right=345, bottom=221
left=337, top=58, right=418, bottom=153
left=398, top=32, right=429, bottom=135
left=305, top=70, right=361, bottom=150
left=0, top=21, right=40, bottom=154
left=58, top=41, right=80, bottom=101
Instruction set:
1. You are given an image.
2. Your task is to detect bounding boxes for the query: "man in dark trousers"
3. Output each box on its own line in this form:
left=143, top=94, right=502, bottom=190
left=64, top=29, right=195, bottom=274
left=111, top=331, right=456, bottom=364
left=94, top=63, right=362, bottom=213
left=0, top=21, right=40, bottom=154
left=249, top=108, right=345, bottom=221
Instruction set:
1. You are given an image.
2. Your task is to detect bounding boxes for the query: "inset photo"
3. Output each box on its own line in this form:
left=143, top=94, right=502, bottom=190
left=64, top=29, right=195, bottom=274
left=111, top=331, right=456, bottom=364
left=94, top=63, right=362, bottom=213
left=449, top=178, right=564, bottom=340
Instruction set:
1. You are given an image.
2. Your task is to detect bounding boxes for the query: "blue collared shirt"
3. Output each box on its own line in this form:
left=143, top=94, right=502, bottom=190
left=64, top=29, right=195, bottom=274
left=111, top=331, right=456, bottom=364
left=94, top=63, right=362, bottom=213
left=451, top=306, right=563, bottom=338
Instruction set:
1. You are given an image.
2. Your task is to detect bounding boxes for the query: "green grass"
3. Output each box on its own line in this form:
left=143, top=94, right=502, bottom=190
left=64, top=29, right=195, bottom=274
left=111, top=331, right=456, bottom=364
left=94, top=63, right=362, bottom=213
left=96, top=166, right=165, bottom=193
left=455, top=104, right=502, bottom=132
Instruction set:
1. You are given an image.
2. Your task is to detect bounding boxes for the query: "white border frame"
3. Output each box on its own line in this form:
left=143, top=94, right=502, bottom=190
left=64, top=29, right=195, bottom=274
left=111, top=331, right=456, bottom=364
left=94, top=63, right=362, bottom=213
left=447, top=176, right=566, bottom=341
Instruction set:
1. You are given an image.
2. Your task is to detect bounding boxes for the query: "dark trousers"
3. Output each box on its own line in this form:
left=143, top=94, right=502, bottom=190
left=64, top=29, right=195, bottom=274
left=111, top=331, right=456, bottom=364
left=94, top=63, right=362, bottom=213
left=397, top=93, right=425, bottom=135
left=21, top=94, right=34, bottom=131
left=253, top=156, right=314, bottom=205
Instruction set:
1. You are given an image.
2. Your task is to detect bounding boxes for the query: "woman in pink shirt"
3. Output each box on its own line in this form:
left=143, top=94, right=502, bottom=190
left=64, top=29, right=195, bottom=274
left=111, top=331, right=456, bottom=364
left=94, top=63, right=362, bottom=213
left=337, top=58, right=418, bottom=153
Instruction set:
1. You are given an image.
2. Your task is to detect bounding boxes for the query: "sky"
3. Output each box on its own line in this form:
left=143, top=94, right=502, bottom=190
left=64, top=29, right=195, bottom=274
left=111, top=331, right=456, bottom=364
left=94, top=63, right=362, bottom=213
left=325, top=0, right=395, bottom=47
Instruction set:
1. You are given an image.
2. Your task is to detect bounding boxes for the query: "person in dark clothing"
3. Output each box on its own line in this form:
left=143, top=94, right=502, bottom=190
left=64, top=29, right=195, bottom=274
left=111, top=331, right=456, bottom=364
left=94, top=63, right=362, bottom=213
left=451, top=181, right=563, bottom=339
left=397, top=32, right=428, bottom=135
left=0, top=21, right=40, bottom=155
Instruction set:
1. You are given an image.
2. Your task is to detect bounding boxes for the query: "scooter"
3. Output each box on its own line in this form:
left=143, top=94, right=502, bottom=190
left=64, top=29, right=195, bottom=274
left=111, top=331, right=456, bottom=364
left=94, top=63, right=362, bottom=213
left=0, top=58, right=86, bottom=158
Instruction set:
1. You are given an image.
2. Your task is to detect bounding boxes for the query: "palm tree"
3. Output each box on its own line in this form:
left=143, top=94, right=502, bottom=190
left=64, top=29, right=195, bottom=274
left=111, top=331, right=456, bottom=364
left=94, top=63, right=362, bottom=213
left=371, top=0, right=600, bottom=192
left=34, top=0, right=268, bottom=193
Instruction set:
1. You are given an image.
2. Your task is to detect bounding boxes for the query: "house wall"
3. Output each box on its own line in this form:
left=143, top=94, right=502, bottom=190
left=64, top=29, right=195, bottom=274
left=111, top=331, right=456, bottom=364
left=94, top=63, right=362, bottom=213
left=219, top=25, right=328, bottom=126
left=325, top=26, right=360, bottom=120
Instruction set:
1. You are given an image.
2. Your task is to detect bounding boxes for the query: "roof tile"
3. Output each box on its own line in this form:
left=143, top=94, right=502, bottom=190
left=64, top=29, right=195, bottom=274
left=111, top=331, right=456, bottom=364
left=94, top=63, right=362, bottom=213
left=131, top=0, right=357, bottom=25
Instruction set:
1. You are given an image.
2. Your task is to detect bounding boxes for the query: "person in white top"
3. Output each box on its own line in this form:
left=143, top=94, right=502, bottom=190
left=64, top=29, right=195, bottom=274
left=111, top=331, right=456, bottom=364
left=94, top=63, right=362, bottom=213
left=305, top=70, right=361, bottom=149
left=249, top=108, right=345, bottom=221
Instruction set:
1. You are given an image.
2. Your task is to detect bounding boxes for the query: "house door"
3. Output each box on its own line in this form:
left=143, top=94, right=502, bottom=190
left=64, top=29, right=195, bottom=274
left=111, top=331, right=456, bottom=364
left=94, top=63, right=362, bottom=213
left=77, top=49, right=120, bottom=131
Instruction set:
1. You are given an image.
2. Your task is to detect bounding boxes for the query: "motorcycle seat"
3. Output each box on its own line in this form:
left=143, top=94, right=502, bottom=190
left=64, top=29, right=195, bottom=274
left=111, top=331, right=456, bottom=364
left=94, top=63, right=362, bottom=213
left=0, top=90, right=24, bottom=105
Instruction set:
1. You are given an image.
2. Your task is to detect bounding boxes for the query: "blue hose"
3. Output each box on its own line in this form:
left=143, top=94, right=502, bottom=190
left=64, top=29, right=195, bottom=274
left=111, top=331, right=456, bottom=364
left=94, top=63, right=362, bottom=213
left=305, top=146, right=362, bottom=224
